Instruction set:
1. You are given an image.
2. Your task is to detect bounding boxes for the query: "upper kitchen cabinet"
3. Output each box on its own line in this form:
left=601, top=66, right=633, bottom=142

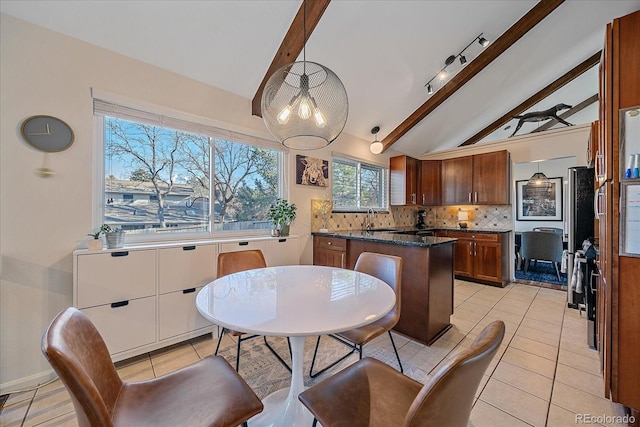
left=419, top=160, right=442, bottom=206
left=390, top=155, right=419, bottom=205
left=442, top=150, right=510, bottom=205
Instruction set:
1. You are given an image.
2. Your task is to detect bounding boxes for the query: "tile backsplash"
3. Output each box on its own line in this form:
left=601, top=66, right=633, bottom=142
left=310, top=200, right=512, bottom=232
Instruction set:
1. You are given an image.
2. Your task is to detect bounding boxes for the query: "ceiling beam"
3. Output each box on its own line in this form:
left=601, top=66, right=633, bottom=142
left=251, top=0, right=331, bottom=118
left=459, top=51, right=601, bottom=146
left=530, top=93, right=599, bottom=133
left=380, top=0, right=565, bottom=153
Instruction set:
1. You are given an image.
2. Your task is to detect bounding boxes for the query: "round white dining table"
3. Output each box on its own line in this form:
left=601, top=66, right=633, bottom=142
left=195, top=264, right=396, bottom=427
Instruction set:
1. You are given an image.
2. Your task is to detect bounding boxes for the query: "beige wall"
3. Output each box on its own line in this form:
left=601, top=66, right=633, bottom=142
left=0, top=13, right=590, bottom=391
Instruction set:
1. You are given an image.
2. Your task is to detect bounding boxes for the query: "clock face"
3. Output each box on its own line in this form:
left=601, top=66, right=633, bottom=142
left=20, top=115, right=74, bottom=152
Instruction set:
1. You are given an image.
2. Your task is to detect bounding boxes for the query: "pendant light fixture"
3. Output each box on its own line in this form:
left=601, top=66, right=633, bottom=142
left=261, top=0, right=348, bottom=150
left=528, top=161, right=552, bottom=190
left=369, top=126, right=383, bottom=154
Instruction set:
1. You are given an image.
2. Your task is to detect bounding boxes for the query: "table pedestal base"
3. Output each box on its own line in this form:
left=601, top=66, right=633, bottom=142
left=249, top=336, right=314, bottom=427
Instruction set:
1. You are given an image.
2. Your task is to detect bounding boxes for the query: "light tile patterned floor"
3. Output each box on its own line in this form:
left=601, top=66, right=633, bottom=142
left=0, top=280, right=630, bottom=426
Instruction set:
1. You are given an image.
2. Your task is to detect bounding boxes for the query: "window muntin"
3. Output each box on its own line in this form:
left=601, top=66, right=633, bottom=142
left=100, top=112, right=284, bottom=237
left=332, top=157, right=387, bottom=211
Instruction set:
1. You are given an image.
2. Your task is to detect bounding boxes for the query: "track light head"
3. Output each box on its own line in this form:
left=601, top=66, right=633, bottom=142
left=445, top=55, right=456, bottom=66
left=426, top=84, right=433, bottom=95
left=459, top=55, right=467, bottom=66
left=478, top=36, right=489, bottom=47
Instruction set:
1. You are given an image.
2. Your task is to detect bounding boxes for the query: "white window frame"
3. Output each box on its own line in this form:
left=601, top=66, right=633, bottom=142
left=331, top=155, right=389, bottom=212
left=92, top=90, right=288, bottom=243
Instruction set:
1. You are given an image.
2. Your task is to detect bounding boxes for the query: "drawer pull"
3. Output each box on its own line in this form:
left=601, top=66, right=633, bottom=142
left=110, top=300, right=129, bottom=308
left=182, top=288, right=196, bottom=294
left=238, top=242, right=249, bottom=246
left=278, top=238, right=287, bottom=243
left=111, top=251, right=129, bottom=257
left=182, top=245, right=196, bottom=251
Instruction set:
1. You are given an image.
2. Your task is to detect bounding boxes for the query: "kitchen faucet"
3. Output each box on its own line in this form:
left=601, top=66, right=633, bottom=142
left=364, top=208, right=376, bottom=231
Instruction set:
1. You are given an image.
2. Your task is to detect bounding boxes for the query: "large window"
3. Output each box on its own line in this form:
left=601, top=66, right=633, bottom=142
left=332, top=156, right=388, bottom=211
left=96, top=99, right=284, bottom=237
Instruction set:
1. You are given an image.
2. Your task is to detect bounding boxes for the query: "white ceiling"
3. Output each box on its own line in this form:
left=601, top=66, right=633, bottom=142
left=2, top=0, right=639, bottom=157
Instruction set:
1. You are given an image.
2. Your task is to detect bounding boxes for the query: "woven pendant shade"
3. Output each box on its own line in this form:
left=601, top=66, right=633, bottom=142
left=261, top=61, right=348, bottom=150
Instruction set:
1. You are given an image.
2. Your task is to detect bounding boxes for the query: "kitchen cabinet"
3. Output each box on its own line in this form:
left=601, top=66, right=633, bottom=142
left=390, top=155, right=419, bottom=205
left=313, top=235, right=347, bottom=268
left=445, top=231, right=508, bottom=286
left=596, top=10, right=640, bottom=416
left=442, top=150, right=510, bottom=205
left=419, top=160, right=442, bottom=206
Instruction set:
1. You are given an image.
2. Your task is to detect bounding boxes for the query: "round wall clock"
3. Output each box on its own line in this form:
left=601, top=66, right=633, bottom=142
left=20, top=115, right=74, bottom=152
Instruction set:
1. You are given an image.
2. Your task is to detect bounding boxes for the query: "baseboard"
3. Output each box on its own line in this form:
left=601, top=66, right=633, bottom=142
left=1, top=369, right=57, bottom=396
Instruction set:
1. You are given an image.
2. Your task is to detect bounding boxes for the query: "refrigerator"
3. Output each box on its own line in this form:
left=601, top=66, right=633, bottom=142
left=566, top=166, right=595, bottom=307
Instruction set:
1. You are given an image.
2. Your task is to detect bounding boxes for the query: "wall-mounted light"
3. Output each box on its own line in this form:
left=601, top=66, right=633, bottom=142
left=369, top=126, right=383, bottom=154
left=424, top=33, right=489, bottom=96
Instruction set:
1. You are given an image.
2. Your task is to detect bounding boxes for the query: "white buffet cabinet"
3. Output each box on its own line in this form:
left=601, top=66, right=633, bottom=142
left=73, top=235, right=299, bottom=362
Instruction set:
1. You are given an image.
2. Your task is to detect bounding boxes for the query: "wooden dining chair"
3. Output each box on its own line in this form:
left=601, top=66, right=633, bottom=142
left=215, top=249, right=291, bottom=372
left=309, top=252, right=403, bottom=378
left=299, top=320, right=505, bottom=427
left=42, top=307, right=263, bottom=427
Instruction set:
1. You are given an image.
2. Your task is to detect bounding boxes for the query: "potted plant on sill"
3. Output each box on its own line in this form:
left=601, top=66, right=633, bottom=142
left=87, top=224, right=110, bottom=251
left=103, top=225, right=125, bottom=249
left=267, top=198, right=297, bottom=237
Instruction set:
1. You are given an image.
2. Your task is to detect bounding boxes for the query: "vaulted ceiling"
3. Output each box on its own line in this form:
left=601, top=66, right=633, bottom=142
left=2, top=0, right=639, bottom=157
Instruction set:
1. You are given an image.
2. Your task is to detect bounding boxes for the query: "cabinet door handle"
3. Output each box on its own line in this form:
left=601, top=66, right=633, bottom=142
left=238, top=242, right=249, bottom=246
left=111, top=251, right=129, bottom=257
left=411, top=193, right=416, bottom=204
left=182, top=245, right=196, bottom=251
left=341, top=253, right=345, bottom=268
left=474, top=192, right=478, bottom=203
left=422, top=194, right=425, bottom=205
left=278, top=238, right=287, bottom=243
left=110, top=300, right=129, bottom=308
left=468, top=192, right=472, bottom=203
left=182, top=288, right=196, bottom=294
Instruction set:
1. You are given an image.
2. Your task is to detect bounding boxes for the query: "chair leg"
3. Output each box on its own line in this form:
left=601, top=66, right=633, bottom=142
left=309, top=335, right=358, bottom=378
left=554, top=262, right=561, bottom=281
left=263, top=336, right=292, bottom=372
left=388, top=330, right=403, bottom=373
left=236, top=334, right=242, bottom=372
left=312, top=419, right=318, bottom=427
left=214, top=327, right=226, bottom=356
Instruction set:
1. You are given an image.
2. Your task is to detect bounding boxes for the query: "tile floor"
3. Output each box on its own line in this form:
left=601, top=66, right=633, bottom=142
left=0, top=280, right=630, bottom=427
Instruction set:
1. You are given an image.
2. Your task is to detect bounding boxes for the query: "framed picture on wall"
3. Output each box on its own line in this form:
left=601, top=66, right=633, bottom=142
left=296, top=155, right=329, bottom=187
left=516, top=177, right=563, bottom=221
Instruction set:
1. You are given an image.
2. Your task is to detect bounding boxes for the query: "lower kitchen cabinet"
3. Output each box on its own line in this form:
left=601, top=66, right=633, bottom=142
left=446, top=231, right=509, bottom=286
left=313, top=235, right=347, bottom=267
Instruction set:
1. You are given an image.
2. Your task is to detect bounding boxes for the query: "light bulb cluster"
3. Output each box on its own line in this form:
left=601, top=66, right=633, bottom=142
left=425, top=33, right=489, bottom=96
left=277, top=74, right=327, bottom=128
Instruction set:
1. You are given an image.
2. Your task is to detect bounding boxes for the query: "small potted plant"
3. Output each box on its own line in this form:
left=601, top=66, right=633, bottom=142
left=86, top=224, right=110, bottom=251
left=267, top=198, right=297, bottom=237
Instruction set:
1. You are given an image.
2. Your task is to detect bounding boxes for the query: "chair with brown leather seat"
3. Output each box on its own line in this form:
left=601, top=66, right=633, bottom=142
left=215, top=249, right=291, bottom=372
left=41, top=307, right=263, bottom=427
left=299, top=320, right=505, bottom=427
left=309, top=252, right=403, bottom=378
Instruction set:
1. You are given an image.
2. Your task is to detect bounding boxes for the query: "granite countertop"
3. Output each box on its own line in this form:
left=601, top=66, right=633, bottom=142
left=312, top=227, right=512, bottom=248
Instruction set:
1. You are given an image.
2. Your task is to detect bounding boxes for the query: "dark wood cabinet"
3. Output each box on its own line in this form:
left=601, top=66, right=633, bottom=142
left=390, top=155, right=419, bottom=205
left=441, top=150, right=510, bottom=205
left=312, top=236, right=346, bottom=268
left=597, top=10, right=640, bottom=415
left=419, top=160, right=442, bottom=206
left=446, top=231, right=508, bottom=286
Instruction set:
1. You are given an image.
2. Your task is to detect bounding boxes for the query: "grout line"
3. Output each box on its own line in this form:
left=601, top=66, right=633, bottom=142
left=544, top=304, right=566, bottom=426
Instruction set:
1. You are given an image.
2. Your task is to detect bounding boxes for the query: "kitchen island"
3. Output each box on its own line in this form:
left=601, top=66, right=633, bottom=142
left=313, top=230, right=457, bottom=345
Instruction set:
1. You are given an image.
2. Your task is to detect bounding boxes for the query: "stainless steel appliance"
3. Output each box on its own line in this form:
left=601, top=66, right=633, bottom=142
left=566, top=166, right=595, bottom=307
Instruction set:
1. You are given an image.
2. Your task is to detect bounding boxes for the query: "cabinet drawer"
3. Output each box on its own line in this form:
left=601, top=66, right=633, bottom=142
left=447, top=231, right=472, bottom=240
left=314, top=236, right=346, bottom=251
left=264, top=237, right=299, bottom=266
left=158, top=244, right=217, bottom=294
left=159, top=286, right=211, bottom=340
left=77, top=250, right=156, bottom=308
left=81, top=296, right=156, bottom=355
left=219, top=240, right=267, bottom=254
left=471, top=233, right=500, bottom=242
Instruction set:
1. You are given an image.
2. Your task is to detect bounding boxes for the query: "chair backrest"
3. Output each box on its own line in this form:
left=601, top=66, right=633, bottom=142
left=41, top=307, right=122, bottom=427
left=404, top=320, right=505, bottom=427
left=354, top=252, right=403, bottom=321
left=533, top=227, right=563, bottom=234
left=217, top=249, right=267, bottom=278
left=521, top=230, right=563, bottom=262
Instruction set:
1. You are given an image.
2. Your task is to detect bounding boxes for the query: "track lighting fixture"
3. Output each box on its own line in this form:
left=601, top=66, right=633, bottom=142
left=424, top=33, right=489, bottom=96
left=369, top=126, right=383, bottom=154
